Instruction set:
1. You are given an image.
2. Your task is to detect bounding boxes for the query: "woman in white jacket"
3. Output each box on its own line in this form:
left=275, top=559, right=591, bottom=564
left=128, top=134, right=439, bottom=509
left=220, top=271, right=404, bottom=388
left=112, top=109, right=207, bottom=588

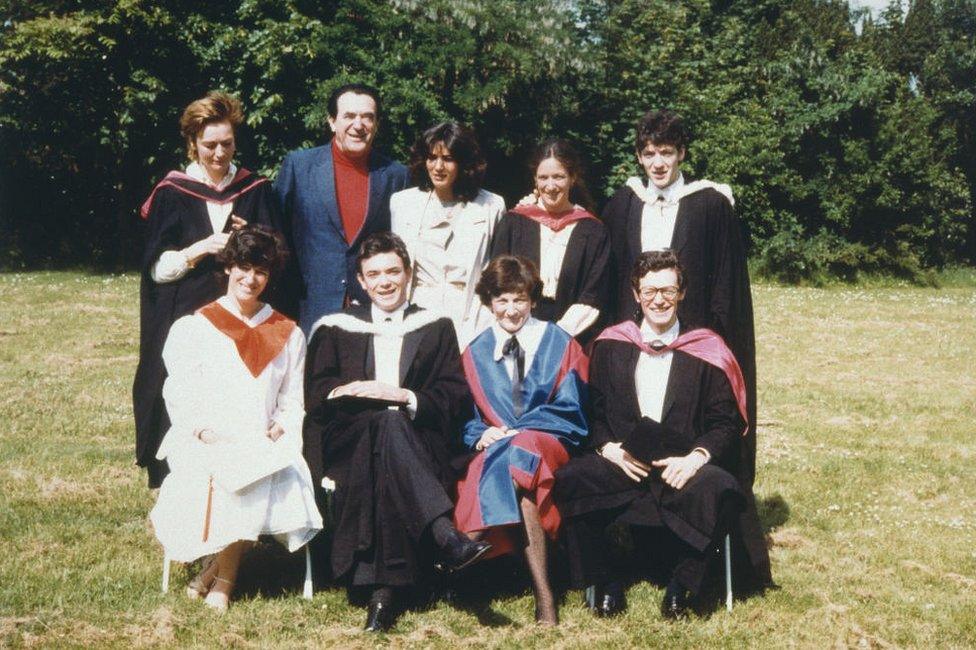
left=391, top=122, right=505, bottom=347
left=150, top=226, right=322, bottom=612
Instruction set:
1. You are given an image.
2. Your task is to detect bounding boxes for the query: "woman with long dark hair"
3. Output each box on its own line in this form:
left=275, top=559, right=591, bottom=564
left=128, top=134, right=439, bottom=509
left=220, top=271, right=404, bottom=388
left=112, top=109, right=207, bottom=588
left=391, top=122, right=505, bottom=345
left=489, top=139, right=609, bottom=342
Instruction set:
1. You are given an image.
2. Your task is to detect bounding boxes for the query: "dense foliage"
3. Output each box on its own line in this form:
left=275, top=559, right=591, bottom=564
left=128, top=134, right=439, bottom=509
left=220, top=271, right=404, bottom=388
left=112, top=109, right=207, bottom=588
left=1, top=0, right=973, bottom=280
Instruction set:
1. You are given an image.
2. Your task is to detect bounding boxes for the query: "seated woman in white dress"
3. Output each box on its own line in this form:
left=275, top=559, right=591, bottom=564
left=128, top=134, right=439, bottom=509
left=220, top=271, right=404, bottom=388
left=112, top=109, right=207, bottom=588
left=150, top=225, right=322, bottom=612
left=391, top=122, right=506, bottom=346
left=453, top=256, right=590, bottom=625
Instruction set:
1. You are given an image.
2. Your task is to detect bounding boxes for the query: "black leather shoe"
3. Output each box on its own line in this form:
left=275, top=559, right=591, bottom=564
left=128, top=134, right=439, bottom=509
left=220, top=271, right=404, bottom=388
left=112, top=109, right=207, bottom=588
left=660, top=578, right=691, bottom=620
left=364, top=600, right=397, bottom=632
left=434, top=533, right=492, bottom=573
left=587, top=582, right=626, bottom=617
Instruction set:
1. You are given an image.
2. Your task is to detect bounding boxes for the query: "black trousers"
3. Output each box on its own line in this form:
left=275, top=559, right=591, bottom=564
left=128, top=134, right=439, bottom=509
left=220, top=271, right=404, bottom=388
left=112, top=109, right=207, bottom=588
left=562, top=495, right=739, bottom=596
left=325, top=410, right=454, bottom=588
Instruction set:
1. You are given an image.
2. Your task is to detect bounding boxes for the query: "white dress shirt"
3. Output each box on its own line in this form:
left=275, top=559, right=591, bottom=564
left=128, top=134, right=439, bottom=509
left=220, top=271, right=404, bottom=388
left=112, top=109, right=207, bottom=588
left=538, top=221, right=576, bottom=299
left=491, top=317, right=547, bottom=382
left=536, top=215, right=601, bottom=337
left=634, top=318, right=680, bottom=422
left=150, top=162, right=238, bottom=283
left=369, top=302, right=418, bottom=417
left=640, top=172, right=684, bottom=252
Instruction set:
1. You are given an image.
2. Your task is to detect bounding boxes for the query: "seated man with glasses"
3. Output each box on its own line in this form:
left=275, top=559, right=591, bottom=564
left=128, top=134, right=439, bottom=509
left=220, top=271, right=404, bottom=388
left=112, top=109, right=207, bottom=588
left=553, top=249, right=770, bottom=619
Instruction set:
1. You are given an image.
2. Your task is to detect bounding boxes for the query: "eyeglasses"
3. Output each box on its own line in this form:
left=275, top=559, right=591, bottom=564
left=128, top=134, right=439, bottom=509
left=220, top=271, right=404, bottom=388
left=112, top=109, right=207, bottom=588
left=638, top=285, right=680, bottom=301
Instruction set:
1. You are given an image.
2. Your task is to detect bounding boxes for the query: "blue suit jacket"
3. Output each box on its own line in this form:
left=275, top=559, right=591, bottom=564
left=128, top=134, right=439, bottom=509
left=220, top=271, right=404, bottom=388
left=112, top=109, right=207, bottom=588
left=275, top=142, right=409, bottom=333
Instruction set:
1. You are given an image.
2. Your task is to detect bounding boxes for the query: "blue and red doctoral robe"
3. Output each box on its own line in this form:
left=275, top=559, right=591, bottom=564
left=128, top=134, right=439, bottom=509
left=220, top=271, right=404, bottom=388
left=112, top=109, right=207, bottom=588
left=455, top=322, right=589, bottom=554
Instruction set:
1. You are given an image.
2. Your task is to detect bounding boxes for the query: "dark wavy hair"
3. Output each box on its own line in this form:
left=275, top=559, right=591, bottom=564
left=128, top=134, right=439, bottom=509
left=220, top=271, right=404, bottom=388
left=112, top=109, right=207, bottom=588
left=629, top=249, right=685, bottom=291
left=635, top=109, right=691, bottom=152
left=217, top=225, right=288, bottom=280
left=475, top=255, right=543, bottom=306
left=356, top=231, right=411, bottom=273
left=408, top=122, right=486, bottom=203
left=527, top=138, right=596, bottom=214
left=327, top=82, right=382, bottom=121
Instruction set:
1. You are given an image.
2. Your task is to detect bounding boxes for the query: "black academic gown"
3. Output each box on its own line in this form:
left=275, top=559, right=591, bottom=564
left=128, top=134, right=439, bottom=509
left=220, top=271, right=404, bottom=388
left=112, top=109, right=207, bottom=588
left=303, top=304, right=471, bottom=587
left=602, top=183, right=758, bottom=488
left=489, top=212, right=611, bottom=342
left=132, top=175, right=277, bottom=487
left=553, top=336, right=772, bottom=590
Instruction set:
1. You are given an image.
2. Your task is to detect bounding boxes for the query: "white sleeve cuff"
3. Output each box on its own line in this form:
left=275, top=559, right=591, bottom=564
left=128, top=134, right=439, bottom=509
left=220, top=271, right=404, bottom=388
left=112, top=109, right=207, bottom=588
left=404, top=390, right=419, bottom=420
left=150, top=250, right=190, bottom=283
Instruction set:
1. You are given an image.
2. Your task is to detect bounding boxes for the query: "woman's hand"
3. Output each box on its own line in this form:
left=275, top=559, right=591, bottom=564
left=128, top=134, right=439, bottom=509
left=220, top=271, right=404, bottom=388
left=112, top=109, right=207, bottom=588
left=265, top=422, right=285, bottom=442
left=331, top=380, right=409, bottom=404
left=182, top=232, right=231, bottom=266
left=475, top=426, right=517, bottom=451
left=193, top=428, right=217, bottom=444
left=229, top=215, right=247, bottom=230
left=600, top=442, right=651, bottom=482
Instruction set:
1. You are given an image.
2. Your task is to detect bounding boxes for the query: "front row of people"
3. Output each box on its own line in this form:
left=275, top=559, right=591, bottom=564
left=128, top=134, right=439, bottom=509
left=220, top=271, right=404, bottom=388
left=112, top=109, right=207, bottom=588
left=149, top=226, right=770, bottom=629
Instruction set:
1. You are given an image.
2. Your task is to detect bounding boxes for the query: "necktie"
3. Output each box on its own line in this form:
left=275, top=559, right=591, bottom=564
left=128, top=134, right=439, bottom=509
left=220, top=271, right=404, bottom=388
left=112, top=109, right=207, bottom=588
left=502, top=335, right=525, bottom=417
left=649, top=339, right=667, bottom=352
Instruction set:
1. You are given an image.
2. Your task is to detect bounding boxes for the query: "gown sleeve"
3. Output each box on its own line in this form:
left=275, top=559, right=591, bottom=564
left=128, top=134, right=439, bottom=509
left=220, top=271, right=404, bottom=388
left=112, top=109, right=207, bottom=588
left=270, top=327, right=307, bottom=455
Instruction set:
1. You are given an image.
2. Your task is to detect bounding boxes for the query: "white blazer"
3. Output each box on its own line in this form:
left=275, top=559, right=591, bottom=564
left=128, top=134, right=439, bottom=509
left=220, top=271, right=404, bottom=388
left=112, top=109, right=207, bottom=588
left=390, top=187, right=505, bottom=346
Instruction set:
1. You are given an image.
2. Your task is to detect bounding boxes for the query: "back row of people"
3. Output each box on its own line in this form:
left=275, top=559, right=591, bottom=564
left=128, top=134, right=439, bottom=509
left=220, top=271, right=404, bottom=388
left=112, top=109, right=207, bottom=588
left=132, top=84, right=771, bottom=629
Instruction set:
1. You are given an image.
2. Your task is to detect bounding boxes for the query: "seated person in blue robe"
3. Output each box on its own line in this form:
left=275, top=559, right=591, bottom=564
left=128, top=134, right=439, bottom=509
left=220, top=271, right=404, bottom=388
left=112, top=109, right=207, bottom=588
left=453, top=255, right=589, bottom=625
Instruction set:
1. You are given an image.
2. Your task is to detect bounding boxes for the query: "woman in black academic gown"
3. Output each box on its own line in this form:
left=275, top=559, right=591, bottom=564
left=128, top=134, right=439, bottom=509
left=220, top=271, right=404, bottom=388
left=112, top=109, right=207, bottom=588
left=489, top=139, right=610, bottom=342
left=132, top=91, right=278, bottom=488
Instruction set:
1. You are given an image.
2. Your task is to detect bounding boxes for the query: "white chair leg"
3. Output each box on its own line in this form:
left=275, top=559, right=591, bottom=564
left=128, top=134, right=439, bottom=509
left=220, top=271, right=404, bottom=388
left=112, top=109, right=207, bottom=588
left=302, top=545, right=314, bottom=600
left=162, top=552, right=171, bottom=594
left=724, top=533, right=733, bottom=612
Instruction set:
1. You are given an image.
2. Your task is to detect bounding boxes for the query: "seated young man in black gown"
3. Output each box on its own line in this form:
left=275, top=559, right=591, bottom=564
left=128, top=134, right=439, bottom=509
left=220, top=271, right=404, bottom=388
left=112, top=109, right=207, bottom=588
left=554, top=249, right=770, bottom=619
left=303, top=231, right=490, bottom=632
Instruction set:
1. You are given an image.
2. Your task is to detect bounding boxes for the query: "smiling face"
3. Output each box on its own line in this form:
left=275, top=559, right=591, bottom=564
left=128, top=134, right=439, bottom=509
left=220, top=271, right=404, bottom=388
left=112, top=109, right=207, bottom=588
left=328, top=91, right=378, bottom=159
left=534, top=156, right=574, bottom=213
left=195, top=120, right=236, bottom=183
left=357, top=251, right=410, bottom=312
left=490, top=291, right=534, bottom=334
left=425, top=141, right=459, bottom=198
left=225, top=264, right=269, bottom=311
left=633, top=267, right=684, bottom=335
left=637, top=141, right=685, bottom=190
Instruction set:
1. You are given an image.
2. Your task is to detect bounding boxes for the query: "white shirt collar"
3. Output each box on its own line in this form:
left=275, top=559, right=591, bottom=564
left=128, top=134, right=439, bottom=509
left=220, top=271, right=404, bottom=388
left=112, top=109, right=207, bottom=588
left=492, top=317, right=545, bottom=361
left=639, top=317, right=681, bottom=345
left=371, top=301, right=409, bottom=325
left=650, top=172, right=684, bottom=203
left=186, top=161, right=237, bottom=190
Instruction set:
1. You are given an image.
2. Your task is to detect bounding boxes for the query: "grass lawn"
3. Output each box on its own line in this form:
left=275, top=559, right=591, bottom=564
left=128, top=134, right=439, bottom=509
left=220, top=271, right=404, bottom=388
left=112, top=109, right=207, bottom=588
left=1, top=272, right=974, bottom=648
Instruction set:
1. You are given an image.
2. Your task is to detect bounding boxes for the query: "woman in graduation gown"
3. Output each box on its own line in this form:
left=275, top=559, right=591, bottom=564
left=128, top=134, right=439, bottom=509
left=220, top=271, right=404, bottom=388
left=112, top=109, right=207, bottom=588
left=489, top=138, right=610, bottom=343
left=453, top=255, right=589, bottom=625
left=391, top=122, right=506, bottom=346
left=150, top=226, right=322, bottom=612
left=133, top=91, right=278, bottom=487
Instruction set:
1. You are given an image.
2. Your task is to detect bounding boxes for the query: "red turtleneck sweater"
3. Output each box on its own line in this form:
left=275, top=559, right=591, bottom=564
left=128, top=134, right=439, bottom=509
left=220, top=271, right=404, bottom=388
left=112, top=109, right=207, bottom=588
left=331, top=140, right=370, bottom=244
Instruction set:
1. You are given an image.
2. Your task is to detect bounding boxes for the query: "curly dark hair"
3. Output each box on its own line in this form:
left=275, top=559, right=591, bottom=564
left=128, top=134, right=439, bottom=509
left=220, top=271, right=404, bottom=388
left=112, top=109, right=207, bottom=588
left=217, top=224, right=288, bottom=280
left=355, top=231, right=411, bottom=273
left=475, top=255, right=542, bottom=307
left=635, top=109, right=691, bottom=152
left=407, top=122, right=486, bottom=203
left=629, top=249, right=685, bottom=291
left=527, top=138, right=596, bottom=214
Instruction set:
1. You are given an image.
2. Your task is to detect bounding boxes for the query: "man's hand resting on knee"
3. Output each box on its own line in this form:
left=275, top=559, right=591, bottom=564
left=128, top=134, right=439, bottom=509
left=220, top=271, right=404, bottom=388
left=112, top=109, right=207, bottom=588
left=652, top=450, right=709, bottom=490
left=600, top=442, right=652, bottom=482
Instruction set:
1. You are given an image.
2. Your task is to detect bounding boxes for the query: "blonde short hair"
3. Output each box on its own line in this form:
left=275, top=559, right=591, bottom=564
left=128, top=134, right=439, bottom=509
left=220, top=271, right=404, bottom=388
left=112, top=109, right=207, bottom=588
left=179, top=91, right=244, bottom=160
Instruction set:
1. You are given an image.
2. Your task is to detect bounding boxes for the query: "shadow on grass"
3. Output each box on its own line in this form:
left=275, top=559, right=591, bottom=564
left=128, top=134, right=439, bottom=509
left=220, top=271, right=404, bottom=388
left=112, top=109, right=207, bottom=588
left=757, top=493, right=790, bottom=531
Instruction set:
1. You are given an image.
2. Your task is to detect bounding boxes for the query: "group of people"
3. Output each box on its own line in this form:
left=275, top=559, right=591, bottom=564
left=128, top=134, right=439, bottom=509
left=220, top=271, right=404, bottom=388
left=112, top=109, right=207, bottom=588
left=132, top=83, right=773, bottom=630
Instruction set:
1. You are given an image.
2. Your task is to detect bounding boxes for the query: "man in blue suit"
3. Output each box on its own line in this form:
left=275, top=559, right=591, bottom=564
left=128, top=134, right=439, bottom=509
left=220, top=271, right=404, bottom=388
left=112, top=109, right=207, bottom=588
left=275, top=83, right=410, bottom=333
